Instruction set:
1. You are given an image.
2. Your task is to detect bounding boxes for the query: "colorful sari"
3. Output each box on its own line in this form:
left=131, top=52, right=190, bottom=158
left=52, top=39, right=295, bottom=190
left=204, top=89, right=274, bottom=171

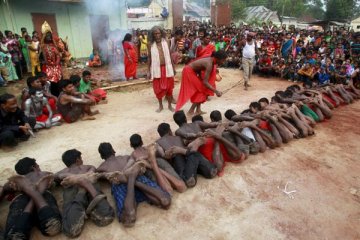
left=42, top=44, right=62, bottom=83
left=281, top=39, right=294, bottom=58
left=0, top=44, right=18, bottom=81
left=19, top=38, right=31, bottom=72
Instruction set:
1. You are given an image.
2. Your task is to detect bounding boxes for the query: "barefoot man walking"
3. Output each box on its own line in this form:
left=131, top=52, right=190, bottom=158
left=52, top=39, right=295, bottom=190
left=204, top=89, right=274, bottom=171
left=147, top=26, right=176, bottom=112
left=175, top=50, right=227, bottom=116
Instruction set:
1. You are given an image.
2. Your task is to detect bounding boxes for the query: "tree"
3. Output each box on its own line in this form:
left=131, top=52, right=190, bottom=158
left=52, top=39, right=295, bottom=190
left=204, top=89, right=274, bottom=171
left=306, top=0, right=325, bottom=20
left=230, top=0, right=246, bottom=21
left=325, top=0, right=357, bottom=22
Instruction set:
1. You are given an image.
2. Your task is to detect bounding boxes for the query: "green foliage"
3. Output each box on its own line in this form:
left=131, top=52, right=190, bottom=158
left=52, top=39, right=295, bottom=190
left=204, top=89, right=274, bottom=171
left=247, top=17, right=263, bottom=26
left=230, top=0, right=246, bottom=20
left=325, top=0, right=358, bottom=21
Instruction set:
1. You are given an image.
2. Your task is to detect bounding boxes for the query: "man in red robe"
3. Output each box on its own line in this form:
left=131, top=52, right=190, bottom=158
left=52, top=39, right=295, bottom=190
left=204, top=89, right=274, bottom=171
left=175, top=50, right=227, bottom=116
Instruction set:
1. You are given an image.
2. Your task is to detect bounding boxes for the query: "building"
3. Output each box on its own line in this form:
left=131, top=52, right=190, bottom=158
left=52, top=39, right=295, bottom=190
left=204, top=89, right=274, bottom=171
left=351, top=16, right=360, bottom=32
left=244, top=6, right=280, bottom=26
left=211, top=0, right=231, bottom=26
left=281, top=16, right=298, bottom=28
left=0, top=0, right=127, bottom=58
left=127, top=0, right=182, bottom=30
left=183, top=0, right=210, bottom=23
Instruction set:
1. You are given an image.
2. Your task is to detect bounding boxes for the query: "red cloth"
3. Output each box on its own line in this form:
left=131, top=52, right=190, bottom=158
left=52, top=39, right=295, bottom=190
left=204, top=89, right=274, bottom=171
left=123, top=42, right=137, bottom=79
left=198, top=138, right=244, bottom=177
left=175, top=62, right=217, bottom=111
left=36, top=113, right=62, bottom=123
left=42, top=97, right=57, bottom=115
left=259, top=120, right=271, bottom=131
left=90, top=88, right=107, bottom=103
left=196, top=44, right=215, bottom=58
left=153, top=65, right=174, bottom=99
left=322, top=94, right=336, bottom=107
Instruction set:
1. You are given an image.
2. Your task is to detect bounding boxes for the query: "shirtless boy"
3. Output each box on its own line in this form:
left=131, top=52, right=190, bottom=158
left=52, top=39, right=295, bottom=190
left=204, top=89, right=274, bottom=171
left=156, top=122, right=217, bottom=187
left=3, top=158, right=61, bottom=239
left=96, top=142, right=171, bottom=227
left=57, top=80, right=99, bottom=123
left=55, top=149, right=114, bottom=238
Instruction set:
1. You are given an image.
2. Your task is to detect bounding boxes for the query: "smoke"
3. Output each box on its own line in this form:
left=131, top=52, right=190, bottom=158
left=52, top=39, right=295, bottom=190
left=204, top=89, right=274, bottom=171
left=83, top=0, right=129, bottom=80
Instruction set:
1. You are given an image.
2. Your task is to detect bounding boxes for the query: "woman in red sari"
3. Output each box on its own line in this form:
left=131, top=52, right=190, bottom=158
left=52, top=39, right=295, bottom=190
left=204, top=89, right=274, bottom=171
left=123, top=33, right=138, bottom=80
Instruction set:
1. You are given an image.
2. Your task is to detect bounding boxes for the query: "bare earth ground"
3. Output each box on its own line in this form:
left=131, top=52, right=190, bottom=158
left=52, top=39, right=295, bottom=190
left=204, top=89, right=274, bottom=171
left=0, top=69, right=360, bottom=240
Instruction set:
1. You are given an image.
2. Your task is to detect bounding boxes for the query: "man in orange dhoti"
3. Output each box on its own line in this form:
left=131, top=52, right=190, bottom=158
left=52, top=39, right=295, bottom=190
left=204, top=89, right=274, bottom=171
left=175, top=50, right=227, bottom=115
left=147, top=26, right=176, bottom=112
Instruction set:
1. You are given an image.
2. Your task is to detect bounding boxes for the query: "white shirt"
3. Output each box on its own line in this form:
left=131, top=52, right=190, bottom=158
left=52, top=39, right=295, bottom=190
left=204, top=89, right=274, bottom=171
left=243, top=40, right=256, bottom=59
left=241, top=127, right=256, bottom=142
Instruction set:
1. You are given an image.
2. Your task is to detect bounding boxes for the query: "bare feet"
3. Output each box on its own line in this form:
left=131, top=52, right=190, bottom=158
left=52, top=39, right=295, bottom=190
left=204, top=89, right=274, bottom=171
left=186, top=110, right=194, bottom=117
left=61, top=172, right=101, bottom=188
left=195, top=110, right=207, bottom=115
left=98, top=99, right=108, bottom=105
left=122, top=208, right=137, bottom=228
left=81, top=115, right=96, bottom=121
left=156, top=106, right=164, bottom=113
left=102, top=171, right=127, bottom=184
left=124, top=161, right=147, bottom=177
left=90, top=110, right=100, bottom=116
left=8, top=175, right=34, bottom=192
left=187, top=137, right=206, bottom=152
left=168, top=105, right=175, bottom=112
left=185, top=177, right=196, bottom=188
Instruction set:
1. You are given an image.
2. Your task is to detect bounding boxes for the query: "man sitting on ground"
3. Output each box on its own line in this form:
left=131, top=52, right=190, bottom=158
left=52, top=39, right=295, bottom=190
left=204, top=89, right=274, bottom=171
left=78, top=70, right=107, bottom=104
left=96, top=142, right=171, bottom=227
left=2, top=157, right=62, bottom=239
left=55, top=149, right=115, bottom=238
left=156, top=122, right=217, bottom=187
left=24, top=88, right=62, bottom=129
left=0, top=93, right=36, bottom=148
left=130, top=133, right=187, bottom=194
left=57, top=79, right=99, bottom=123
left=173, top=111, right=244, bottom=175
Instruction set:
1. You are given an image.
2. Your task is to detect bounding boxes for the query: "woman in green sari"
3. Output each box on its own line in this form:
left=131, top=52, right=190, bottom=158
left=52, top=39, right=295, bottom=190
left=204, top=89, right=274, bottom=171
left=0, top=37, right=19, bottom=81
left=18, top=32, right=31, bottom=73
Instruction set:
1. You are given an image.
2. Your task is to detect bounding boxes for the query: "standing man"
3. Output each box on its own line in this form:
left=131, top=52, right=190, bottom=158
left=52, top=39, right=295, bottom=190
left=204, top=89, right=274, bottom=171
left=175, top=51, right=226, bottom=116
left=147, top=26, right=176, bottom=112
left=241, top=33, right=258, bottom=90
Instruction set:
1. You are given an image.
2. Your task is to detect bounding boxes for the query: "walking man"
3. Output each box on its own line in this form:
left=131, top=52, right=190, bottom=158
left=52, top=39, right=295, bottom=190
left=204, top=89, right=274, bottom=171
left=241, top=33, right=258, bottom=90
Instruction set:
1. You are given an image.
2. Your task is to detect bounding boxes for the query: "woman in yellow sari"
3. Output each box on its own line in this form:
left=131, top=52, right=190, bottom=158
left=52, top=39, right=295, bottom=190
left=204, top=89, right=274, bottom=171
left=139, top=30, right=148, bottom=63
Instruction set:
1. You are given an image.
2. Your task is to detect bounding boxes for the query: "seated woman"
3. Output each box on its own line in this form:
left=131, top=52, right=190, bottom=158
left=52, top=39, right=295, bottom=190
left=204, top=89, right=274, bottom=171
left=87, top=49, right=102, bottom=67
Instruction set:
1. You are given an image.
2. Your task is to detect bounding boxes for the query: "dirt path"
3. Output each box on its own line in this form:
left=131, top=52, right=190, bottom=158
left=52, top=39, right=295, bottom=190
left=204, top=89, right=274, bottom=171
left=0, top=69, right=359, bottom=240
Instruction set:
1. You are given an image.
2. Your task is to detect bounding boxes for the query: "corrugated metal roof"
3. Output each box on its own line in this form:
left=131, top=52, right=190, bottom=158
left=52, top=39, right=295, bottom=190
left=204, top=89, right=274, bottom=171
left=244, top=5, right=279, bottom=22
left=184, top=1, right=210, bottom=17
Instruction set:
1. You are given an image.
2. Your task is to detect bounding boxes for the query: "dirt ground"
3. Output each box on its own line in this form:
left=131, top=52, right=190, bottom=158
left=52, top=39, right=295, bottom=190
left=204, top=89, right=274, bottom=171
left=0, top=68, right=359, bottom=240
